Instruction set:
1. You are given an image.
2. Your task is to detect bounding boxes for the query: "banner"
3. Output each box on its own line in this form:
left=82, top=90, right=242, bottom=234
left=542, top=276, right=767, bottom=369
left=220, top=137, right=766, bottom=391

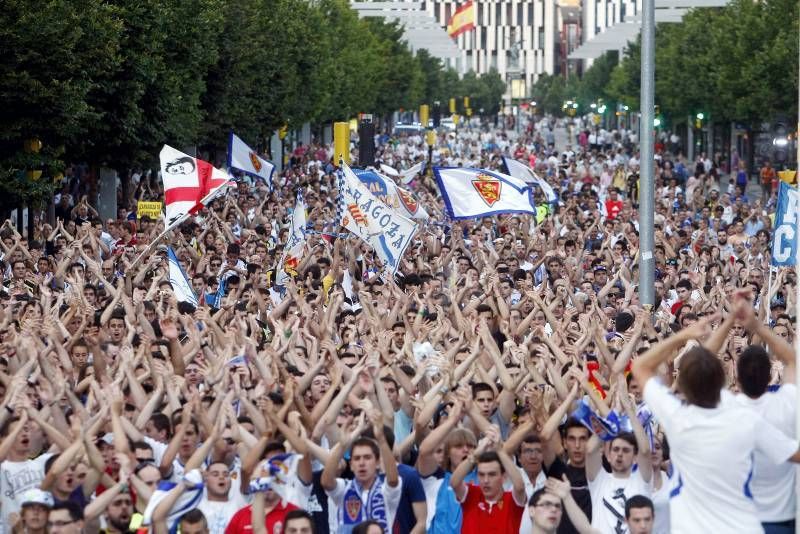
left=167, top=247, right=198, bottom=307
left=353, top=168, right=428, bottom=220
left=340, top=163, right=418, bottom=274
left=502, top=156, right=558, bottom=203
left=432, top=167, right=536, bottom=219
left=447, top=1, right=475, bottom=38
left=137, top=201, right=163, bottom=219
left=771, top=180, right=800, bottom=266
left=277, top=190, right=307, bottom=285
left=227, top=132, right=275, bottom=186
left=160, top=145, right=231, bottom=230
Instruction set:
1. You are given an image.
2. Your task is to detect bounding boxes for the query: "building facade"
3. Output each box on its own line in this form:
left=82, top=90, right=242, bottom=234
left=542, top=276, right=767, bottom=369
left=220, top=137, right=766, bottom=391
left=422, top=0, right=560, bottom=91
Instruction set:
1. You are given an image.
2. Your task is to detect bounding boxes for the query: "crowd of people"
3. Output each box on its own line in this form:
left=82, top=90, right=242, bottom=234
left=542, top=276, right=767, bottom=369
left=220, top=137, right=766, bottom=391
left=0, top=115, right=795, bottom=534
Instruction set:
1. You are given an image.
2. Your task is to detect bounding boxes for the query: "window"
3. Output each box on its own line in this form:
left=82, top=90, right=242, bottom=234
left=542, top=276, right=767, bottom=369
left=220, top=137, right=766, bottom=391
left=539, top=28, right=544, bottom=49
left=517, top=3, right=523, bottom=25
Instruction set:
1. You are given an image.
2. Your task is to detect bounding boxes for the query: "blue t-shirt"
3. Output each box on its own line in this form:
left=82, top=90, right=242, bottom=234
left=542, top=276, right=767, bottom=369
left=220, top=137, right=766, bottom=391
left=393, top=464, right=427, bottom=534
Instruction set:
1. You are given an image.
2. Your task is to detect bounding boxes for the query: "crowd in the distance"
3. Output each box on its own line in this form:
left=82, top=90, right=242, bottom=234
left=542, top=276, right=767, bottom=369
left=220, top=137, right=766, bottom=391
left=0, top=115, right=795, bottom=534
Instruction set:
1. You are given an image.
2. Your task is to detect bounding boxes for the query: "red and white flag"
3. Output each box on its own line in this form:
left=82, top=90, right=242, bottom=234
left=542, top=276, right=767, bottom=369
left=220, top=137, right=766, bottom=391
left=160, top=145, right=231, bottom=230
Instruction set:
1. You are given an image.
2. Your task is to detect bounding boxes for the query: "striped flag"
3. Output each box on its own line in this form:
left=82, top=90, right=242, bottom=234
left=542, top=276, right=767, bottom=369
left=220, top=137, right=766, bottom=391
left=447, top=1, right=476, bottom=38
left=167, top=247, right=198, bottom=308
left=160, top=145, right=231, bottom=231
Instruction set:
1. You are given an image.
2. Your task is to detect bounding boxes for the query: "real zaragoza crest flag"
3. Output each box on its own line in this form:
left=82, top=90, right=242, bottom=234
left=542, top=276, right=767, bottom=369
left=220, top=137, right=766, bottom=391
left=432, top=167, right=537, bottom=219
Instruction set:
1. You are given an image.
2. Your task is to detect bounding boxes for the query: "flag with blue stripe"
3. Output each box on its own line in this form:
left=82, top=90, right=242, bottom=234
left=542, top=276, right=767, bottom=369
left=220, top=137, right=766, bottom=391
left=167, top=247, right=198, bottom=308
left=771, top=180, right=800, bottom=266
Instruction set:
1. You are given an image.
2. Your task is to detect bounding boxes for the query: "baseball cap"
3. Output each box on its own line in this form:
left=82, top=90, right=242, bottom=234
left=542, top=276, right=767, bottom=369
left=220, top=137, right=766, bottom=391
left=21, top=489, right=53, bottom=508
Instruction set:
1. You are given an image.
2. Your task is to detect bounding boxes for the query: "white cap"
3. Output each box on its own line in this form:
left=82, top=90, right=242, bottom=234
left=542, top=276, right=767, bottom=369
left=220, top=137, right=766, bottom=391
left=21, top=489, right=53, bottom=508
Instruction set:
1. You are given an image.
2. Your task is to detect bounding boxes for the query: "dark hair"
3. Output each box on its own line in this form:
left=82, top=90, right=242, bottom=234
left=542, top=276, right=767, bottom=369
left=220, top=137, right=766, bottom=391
left=471, top=382, right=495, bottom=399
left=51, top=501, right=84, bottom=521
left=737, top=345, right=771, bottom=398
left=476, top=451, right=504, bottom=473
left=528, top=487, right=548, bottom=507
left=562, top=417, right=590, bottom=438
left=611, top=432, right=638, bottom=455
left=165, top=156, right=196, bottom=174
left=676, top=279, right=692, bottom=291
left=285, top=510, right=315, bottom=532
left=350, top=437, right=380, bottom=459
left=625, top=494, right=654, bottom=518
left=352, top=520, right=383, bottom=534
left=148, top=413, right=172, bottom=438
left=676, top=345, right=724, bottom=408
left=178, top=508, right=207, bottom=527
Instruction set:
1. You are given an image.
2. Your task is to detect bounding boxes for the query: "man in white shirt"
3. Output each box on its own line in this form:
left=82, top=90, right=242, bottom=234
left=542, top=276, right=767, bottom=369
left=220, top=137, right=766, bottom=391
left=321, top=412, right=402, bottom=534
left=197, top=461, right=249, bottom=534
left=632, top=314, right=800, bottom=534
left=586, top=427, right=652, bottom=534
left=734, top=302, right=797, bottom=532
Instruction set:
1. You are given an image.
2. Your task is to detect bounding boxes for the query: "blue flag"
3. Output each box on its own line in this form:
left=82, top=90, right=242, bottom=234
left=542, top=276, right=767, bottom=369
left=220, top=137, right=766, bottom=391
left=772, top=181, right=800, bottom=266
left=571, top=398, right=621, bottom=441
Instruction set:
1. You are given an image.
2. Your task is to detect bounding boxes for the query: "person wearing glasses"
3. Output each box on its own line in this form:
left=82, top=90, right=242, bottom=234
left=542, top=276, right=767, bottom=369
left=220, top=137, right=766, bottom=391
left=47, top=501, right=85, bottom=534
left=527, top=478, right=654, bottom=534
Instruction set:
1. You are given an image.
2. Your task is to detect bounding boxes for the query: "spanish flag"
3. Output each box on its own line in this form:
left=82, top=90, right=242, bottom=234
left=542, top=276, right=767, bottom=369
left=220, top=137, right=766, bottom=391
left=447, top=1, right=476, bottom=38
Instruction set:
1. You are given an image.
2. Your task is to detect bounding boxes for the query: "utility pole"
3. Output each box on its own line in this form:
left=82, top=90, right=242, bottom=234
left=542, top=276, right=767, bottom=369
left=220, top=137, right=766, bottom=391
left=639, top=0, right=656, bottom=308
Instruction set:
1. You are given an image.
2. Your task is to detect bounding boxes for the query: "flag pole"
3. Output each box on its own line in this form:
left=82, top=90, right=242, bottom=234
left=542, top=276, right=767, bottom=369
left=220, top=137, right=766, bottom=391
left=766, top=266, right=774, bottom=324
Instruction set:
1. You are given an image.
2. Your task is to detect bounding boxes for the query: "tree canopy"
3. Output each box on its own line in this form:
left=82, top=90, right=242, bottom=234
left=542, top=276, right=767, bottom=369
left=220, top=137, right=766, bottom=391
left=0, top=0, right=507, bottom=209
left=533, top=0, right=798, bottom=127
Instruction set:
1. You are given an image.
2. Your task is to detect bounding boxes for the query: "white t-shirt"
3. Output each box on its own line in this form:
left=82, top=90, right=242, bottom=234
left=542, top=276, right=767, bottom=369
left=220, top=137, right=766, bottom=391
left=588, top=467, right=651, bottom=534
left=327, top=476, right=403, bottom=532
left=0, top=453, right=54, bottom=534
left=198, top=494, right=248, bottom=534
left=643, top=378, right=798, bottom=533
left=736, top=384, right=797, bottom=522
left=517, top=468, right=546, bottom=534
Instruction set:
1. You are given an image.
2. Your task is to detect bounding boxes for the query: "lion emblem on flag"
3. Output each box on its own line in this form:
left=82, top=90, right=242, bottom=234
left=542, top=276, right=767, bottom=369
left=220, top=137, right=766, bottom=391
left=397, top=187, right=418, bottom=215
left=249, top=151, right=262, bottom=173
left=472, top=174, right=502, bottom=207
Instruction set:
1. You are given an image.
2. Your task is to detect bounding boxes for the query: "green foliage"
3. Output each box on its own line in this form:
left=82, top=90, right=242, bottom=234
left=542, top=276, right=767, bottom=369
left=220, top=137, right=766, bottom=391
left=0, top=0, right=122, bottom=207
left=0, top=0, right=510, bottom=198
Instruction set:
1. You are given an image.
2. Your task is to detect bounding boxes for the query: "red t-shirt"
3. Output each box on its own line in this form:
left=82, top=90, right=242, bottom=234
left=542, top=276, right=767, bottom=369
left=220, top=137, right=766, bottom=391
left=224, top=500, right=299, bottom=534
left=605, top=199, right=623, bottom=220
left=460, top=483, right=525, bottom=534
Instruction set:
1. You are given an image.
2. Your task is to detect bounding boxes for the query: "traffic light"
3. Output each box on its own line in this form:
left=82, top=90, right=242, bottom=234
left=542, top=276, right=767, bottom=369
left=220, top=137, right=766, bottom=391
left=432, top=101, right=441, bottom=127
left=463, top=96, right=470, bottom=109
left=449, top=98, right=456, bottom=114
left=694, top=112, right=705, bottom=129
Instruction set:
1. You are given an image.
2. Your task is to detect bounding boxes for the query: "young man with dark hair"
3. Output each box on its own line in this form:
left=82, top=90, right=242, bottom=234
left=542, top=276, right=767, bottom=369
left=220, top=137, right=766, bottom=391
left=733, top=301, right=798, bottom=531
left=179, top=509, right=210, bottom=534
left=284, top=509, right=316, bottom=534
left=450, top=430, right=527, bottom=533
left=586, top=426, right=651, bottom=534
left=47, top=501, right=85, bottom=534
left=321, top=410, right=401, bottom=533
left=624, top=495, right=654, bottom=534
left=632, top=313, right=800, bottom=533
left=543, top=418, right=593, bottom=534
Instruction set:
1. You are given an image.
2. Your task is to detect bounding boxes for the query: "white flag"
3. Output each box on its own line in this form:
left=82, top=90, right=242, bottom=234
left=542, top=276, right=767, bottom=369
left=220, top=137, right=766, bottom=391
left=432, top=167, right=536, bottom=219
left=167, top=247, right=198, bottom=307
left=400, top=161, right=425, bottom=184
left=340, top=163, right=418, bottom=274
left=502, top=156, right=557, bottom=202
left=276, top=192, right=307, bottom=285
left=227, top=132, right=275, bottom=185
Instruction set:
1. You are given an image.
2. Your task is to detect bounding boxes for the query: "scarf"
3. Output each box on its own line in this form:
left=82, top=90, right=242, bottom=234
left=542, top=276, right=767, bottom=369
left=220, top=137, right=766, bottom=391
left=339, top=475, right=388, bottom=534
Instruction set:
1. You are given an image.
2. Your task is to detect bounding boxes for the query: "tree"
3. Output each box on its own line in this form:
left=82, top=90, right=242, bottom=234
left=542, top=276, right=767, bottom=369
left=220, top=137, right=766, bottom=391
left=0, top=0, right=122, bottom=213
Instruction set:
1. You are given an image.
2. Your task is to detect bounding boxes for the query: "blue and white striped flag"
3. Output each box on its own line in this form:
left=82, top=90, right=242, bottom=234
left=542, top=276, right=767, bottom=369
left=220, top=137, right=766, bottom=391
left=167, top=247, right=198, bottom=308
